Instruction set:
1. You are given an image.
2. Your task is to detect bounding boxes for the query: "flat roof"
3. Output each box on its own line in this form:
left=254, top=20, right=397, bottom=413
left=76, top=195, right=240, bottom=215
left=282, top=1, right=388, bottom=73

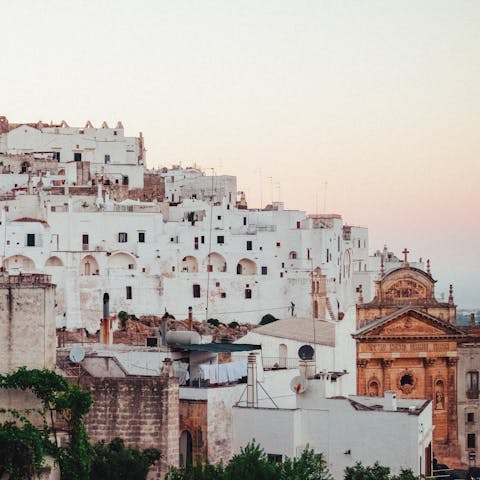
left=170, top=343, right=261, bottom=353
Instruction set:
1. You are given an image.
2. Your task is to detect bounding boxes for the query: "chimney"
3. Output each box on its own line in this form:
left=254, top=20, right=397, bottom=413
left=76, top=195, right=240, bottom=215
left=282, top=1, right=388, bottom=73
left=384, top=390, right=397, bottom=411
left=188, top=306, right=193, bottom=331
left=247, top=353, right=258, bottom=407
left=299, top=359, right=316, bottom=379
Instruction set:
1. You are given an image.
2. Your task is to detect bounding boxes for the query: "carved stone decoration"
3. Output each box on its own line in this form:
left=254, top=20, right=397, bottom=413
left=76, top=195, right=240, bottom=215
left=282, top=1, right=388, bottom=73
left=384, top=279, right=426, bottom=301
left=357, top=359, right=369, bottom=368
left=397, top=369, right=416, bottom=394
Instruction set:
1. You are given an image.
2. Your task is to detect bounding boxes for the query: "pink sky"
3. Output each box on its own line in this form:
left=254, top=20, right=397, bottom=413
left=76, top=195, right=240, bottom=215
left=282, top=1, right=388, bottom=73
left=1, top=0, right=479, bottom=306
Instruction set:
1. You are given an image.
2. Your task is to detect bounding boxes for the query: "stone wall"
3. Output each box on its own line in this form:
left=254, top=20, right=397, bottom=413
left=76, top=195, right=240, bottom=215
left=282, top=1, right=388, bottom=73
left=0, top=274, right=56, bottom=374
left=81, top=371, right=179, bottom=478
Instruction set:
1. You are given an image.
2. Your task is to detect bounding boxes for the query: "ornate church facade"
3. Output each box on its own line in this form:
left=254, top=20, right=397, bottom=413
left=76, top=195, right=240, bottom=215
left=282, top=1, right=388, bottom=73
left=354, top=252, right=465, bottom=465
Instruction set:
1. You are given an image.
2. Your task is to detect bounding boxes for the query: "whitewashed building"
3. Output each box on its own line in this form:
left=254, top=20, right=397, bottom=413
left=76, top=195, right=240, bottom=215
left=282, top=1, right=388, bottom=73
left=233, top=370, right=433, bottom=479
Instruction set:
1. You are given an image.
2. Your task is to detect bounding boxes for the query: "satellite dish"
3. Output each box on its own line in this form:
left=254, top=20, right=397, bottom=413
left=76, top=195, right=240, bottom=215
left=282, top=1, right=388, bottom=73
left=69, top=346, right=85, bottom=363
left=290, top=375, right=308, bottom=394
left=298, top=344, right=314, bottom=360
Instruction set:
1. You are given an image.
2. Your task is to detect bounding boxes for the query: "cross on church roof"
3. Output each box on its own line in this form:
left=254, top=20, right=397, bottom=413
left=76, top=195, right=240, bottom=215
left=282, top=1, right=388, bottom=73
left=402, top=248, right=410, bottom=265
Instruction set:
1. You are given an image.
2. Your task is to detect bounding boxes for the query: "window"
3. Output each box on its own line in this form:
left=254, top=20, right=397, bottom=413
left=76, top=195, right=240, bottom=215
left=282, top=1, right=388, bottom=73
left=146, top=337, right=158, bottom=347
left=118, top=232, right=128, bottom=243
left=128, top=264, right=134, bottom=270
left=193, top=284, right=201, bottom=298
left=467, top=412, right=475, bottom=423
left=194, top=237, right=199, bottom=250
left=245, top=288, right=252, bottom=299
left=122, top=176, right=129, bottom=185
left=276, top=242, right=281, bottom=247
left=221, top=292, right=226, bottom=298
left=53, top=152, right=60, bottom=161
left=104, top=154, right=110, bottom=164
left=467, top=371, right=479, bottom=399
left=138, top=231, right=145, bottom=243
left=126, top=286, right=132, bottom=299
left=246, top=241, right=252, bottom=251
left=74, top=152, right=82, bottom=162
left=201, top=236, right=205, bottom=244
left=468, top=433, right=476, bottom=449
left=261, top=266, right=268, bottom=275
left=26, top=233, right=35, bottom=247
left=217, top=215, right=222, bottom=220
left=267, top=454, right=283, bottom=464
left=217, top=236, right=224, bottom=244
left=82, top=234, right=89, bottom=250
left=243, top=217, right=247, bottom=226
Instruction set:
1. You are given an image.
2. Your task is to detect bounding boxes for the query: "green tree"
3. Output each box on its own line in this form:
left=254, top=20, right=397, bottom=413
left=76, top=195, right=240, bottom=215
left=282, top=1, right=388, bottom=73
left=166, top=461, right=224, bottom=480
left=91, top=438, right=160, bottom=480
left=280, top=448, right=332, bottom=480
left=344, top=463, right=419, bottom=480
left=224, top=442, right=279, bottom=480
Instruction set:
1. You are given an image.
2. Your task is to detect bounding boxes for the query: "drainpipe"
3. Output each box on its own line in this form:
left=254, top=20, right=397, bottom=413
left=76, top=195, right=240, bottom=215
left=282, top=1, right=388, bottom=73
left=188, top=306, right=193, bottom=331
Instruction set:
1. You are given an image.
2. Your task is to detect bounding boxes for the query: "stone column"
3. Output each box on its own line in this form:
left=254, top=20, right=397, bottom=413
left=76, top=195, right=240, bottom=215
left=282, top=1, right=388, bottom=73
left=446, top=357, right=458, bottom=442
left=423, top=358, right=436, bottom=401
left=357, top=359, right=369, bottom=395
left=381, top=359, right=394, bottom=392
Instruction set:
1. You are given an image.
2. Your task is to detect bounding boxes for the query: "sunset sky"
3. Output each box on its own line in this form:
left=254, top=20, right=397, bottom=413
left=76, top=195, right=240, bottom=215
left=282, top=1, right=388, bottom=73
left=1, top=0, right=479, bottom=307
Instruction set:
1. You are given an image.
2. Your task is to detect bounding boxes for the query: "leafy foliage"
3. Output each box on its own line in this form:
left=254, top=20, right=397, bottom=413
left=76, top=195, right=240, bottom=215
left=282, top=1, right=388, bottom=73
left=280, top=448, right=333, bottom=480
left=0, top=367, right=160, bottom=480
left=208, top=318, right=220, bottom=327
left=166, top=442, right=332, bottom=480
left=228, top=321, right=239, bottom=329
left=345, top=462, right=420, bottom=480
left=91, top=438, right=161, bottom=480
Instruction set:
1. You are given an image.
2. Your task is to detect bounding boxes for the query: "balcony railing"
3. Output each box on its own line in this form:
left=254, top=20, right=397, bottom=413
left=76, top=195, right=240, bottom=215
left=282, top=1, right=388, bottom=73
left=262, top=357, right=299, bottom=370
left=467, top=389, right=479, bottom=399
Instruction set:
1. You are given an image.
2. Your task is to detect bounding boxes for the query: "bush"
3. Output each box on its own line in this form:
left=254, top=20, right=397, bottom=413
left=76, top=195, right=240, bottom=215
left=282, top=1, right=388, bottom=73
left=207, top=318, right=220, bottom=327
left=228, top=322, right=239, bottom=329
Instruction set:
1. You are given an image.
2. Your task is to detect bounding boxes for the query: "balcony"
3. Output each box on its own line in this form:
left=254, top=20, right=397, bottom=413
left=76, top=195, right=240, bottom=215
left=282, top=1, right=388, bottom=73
left=467, top=389, right=479, bottom=400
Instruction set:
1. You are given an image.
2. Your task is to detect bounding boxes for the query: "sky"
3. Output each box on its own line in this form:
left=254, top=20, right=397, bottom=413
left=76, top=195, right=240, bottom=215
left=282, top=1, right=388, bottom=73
left=1, top=0, right=479, bottom=307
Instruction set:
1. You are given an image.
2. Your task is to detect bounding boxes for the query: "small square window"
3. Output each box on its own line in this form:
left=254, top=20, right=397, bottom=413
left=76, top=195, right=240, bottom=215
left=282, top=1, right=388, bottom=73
left=467, top=412, right=475, bottom=423
left=126, top=286, right=132, bottom=299
left=245, top=288, right=252, bottom=299
left=217, top=215, right=222, bottom=220
left=215, top=282, right=220, bottom=287
left=217, top=236, right=224, bottom=244
left=221, top=292, right=226, bottom=298
left=146, top=337, right=158, bottom=347
left=118, top=232, right=128, bottom=243
left=138, top=231, right=145, bottom=243
left=261, top=266, right=268, bottom=275
left=74, top=152, right=82, bottom=162
left=276, top=242, right=281, bottom=247
left=104, top=154, right=110, bottom=164
left=246, top=241, right=252, bottom=251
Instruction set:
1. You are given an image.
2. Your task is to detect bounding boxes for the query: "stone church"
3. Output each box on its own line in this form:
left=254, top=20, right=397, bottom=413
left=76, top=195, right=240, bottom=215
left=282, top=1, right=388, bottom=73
left=353, top=251, right=465, bottom=465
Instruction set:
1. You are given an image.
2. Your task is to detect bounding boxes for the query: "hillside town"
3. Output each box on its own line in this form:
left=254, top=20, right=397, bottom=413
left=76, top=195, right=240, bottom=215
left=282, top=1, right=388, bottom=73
left=1, top=117, right=479, bottom=479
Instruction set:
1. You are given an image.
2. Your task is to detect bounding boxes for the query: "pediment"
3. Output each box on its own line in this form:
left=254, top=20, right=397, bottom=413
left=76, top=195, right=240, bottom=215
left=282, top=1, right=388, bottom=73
left=354, top=307, right=464, bottom=339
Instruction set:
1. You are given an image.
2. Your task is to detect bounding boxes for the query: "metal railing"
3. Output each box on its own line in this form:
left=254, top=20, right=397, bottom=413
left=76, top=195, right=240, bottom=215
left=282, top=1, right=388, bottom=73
left=262, top=357, right=299, bottom=370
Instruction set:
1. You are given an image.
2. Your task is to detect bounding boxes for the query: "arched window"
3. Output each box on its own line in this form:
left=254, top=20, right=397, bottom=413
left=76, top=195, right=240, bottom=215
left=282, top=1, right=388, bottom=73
left=236, top=258, right=257, bottom=275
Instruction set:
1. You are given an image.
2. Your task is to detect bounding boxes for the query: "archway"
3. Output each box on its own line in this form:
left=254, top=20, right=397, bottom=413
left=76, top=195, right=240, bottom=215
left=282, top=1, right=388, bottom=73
left=182, top=256, right=198, bottom=273
left=3, top=255, right=35, bottom=272
left=107, top=252, right=136, bottom=270
left=236, top=258, right=256, bottom=275
left=203, top=252, right=227, bottom=272
left=45, top=256, right=63, bottom=267
left=80, top=255, right=99, bottom=275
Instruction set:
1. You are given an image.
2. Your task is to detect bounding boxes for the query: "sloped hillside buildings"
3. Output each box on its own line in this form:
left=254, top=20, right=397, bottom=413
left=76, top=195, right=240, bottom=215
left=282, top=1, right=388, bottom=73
left=0, top=116, right=376, bottom=333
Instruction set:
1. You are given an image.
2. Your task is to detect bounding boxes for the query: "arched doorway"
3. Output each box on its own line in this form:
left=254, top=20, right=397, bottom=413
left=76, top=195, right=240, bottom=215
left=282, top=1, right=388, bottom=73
left=179, top=430, right=193, bottom=467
